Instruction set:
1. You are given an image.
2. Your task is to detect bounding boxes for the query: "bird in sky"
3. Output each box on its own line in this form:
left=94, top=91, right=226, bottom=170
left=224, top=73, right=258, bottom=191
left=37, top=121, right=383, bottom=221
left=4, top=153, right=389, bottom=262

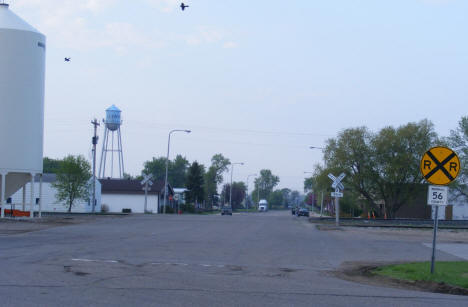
left=64, top=57, right=71, bottom=62
left=180, top=3, right=189, bottom=11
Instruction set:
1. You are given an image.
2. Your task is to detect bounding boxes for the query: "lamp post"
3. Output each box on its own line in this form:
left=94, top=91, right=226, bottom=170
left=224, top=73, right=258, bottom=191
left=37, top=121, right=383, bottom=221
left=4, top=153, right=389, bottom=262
left=246, top=174, right=257, bottom=210
left=229, top=162, right=244, bottom=209
left=309, top=146, right=324, bottom=150
left=163, top=129, right=191, bottom=214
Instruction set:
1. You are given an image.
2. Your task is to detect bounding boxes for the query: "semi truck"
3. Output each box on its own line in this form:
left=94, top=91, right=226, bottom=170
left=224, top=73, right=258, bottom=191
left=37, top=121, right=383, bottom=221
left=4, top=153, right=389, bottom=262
left=258, top=199, right=268, bottom=212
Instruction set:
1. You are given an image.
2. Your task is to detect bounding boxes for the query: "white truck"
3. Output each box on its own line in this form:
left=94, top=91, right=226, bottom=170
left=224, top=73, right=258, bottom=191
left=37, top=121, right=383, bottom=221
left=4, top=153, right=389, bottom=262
left=258, top=199, right=268, bottom=212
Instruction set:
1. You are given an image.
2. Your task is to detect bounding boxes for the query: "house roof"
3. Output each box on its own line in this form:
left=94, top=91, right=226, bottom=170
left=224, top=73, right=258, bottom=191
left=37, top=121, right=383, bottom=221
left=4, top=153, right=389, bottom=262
left=99, top=178, right=173, bottom=195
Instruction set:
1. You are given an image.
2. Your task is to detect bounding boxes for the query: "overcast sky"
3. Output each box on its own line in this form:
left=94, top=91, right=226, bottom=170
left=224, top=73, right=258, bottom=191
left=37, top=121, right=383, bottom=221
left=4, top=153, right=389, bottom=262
left=10, top=0, right=468, bottom=191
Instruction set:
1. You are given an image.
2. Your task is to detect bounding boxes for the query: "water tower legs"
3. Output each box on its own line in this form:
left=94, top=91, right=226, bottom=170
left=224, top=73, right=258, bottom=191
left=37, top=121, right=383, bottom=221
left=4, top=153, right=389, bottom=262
left=98, top=126, right=125, bottom=179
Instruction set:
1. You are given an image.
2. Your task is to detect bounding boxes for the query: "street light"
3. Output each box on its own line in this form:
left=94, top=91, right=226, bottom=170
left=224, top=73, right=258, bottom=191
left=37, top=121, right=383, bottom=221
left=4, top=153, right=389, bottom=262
left=163, top=129, right=191, bottom=214
left=309, top=146, right=324, bottom=150
left=246, top=173, right=257, bottom=210
left=229, top=162, right=244, bottom=209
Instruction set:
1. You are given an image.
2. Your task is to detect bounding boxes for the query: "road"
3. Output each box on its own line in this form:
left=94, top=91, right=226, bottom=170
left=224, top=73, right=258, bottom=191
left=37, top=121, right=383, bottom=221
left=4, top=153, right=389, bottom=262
left=0, top=211, right=467, bottom=306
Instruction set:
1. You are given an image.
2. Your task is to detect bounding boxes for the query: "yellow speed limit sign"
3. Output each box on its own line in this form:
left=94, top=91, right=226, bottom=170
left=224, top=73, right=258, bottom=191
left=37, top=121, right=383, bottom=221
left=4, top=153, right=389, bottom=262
left=420, top=146, right=460, bottom=185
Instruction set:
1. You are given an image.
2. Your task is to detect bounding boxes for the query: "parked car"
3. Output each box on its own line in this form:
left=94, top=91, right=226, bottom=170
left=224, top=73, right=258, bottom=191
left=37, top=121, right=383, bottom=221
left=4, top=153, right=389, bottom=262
left=221, top=207, right=232, bottom=216
left=297, top=207, right=309, bottom=217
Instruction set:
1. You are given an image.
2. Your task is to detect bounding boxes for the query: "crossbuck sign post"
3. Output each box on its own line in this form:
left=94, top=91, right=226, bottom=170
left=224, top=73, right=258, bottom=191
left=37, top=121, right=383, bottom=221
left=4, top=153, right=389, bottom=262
left=420, top=146, right=460, bottom=274
left=328, top=173, right=345, bottom=227
left=141, top=174, right=153, bottom=213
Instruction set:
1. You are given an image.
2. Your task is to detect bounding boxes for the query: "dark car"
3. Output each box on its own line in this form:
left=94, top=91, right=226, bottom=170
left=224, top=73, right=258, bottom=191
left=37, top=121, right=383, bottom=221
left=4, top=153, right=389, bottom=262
left=297, top=207, right=309, bottom=217
left=221, top=207, right=232, bottom=215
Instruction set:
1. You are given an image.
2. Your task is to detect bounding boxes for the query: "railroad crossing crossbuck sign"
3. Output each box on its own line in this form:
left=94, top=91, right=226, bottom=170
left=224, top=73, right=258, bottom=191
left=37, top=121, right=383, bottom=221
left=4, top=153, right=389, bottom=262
left=328, top=173, right=345, bottom=191
left=420, top=146, right=460, bottom=185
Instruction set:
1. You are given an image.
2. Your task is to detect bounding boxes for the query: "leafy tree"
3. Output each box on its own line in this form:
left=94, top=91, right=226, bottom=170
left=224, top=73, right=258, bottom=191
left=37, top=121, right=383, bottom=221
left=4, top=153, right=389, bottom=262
left=142, top=155, right=189, bottom=187
left=142, top=157, right=166, bottom=180
left=220, top=182, right=247, bottom=209
left=185, top=161, right=205, bottom=205
left=204, top=154, right=230, bottom=208
left=52, top=155, right=91, bottom=212
left=370, top=120, right=437, bottom=216
left=171, top=155, right=190, bottom=187
left=43, top=157, right=63, bottom=173
left=268, top=190, right=284, bottom=208
left=254, top=169, right=280, bottom=201
left=446, top=116, right=468, bottom=201
left=319, top=120, right=437, bottom=217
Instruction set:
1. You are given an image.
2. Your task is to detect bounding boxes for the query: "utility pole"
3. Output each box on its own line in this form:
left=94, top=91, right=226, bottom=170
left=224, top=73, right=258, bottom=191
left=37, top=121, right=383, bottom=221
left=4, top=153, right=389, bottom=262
left=91, top=119, right=100, bottom=213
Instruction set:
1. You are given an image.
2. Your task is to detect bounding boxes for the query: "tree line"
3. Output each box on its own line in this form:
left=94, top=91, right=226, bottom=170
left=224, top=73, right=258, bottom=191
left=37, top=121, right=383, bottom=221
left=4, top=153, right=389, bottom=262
left=45, top=153, right=304, bottom=211
left=304, top=117, right=468, bottom=218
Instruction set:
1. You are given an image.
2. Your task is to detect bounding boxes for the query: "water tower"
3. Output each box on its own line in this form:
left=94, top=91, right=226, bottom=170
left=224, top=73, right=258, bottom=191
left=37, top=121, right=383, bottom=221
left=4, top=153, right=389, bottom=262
left=98, top=105, right=125, bottom=179
left=0, top=3, right=46, bottom=218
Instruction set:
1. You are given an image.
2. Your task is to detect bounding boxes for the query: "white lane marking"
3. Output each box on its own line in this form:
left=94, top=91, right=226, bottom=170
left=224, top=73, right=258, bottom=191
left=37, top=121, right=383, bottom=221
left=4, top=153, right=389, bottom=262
left=423, top=243, right=468, bottom=260
left=72, top=258, right=118, bottom=263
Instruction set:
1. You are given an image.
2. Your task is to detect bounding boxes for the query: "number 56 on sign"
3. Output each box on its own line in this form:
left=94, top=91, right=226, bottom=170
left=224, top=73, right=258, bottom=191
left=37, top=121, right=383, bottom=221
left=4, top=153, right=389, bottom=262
left=427, top=185, right=448, bottom=206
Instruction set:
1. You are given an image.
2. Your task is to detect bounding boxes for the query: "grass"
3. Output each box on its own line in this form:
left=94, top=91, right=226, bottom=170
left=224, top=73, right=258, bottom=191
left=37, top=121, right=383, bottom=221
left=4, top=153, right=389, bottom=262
left=374, top=261, right=468, bottom=289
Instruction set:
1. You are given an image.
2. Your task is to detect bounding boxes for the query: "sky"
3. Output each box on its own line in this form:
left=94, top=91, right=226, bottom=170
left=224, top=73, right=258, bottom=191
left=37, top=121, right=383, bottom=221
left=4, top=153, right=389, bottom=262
left=9, top=0, right=468, bottom=191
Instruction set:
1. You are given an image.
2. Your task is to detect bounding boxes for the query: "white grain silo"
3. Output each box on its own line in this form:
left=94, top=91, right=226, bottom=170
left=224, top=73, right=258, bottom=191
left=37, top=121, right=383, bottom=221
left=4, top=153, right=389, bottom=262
left=0, top=3, right=46, bottom=218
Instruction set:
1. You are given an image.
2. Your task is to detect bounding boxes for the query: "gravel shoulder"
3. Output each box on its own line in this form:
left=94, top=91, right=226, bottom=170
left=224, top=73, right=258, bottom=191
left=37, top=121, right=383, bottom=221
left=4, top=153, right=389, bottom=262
left=0, top=214, right=128, bottom=235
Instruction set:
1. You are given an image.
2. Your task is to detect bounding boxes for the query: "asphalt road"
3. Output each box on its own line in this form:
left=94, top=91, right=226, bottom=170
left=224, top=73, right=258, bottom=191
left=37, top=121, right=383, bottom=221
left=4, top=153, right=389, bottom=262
left=0, top=211, right=467, bottom=306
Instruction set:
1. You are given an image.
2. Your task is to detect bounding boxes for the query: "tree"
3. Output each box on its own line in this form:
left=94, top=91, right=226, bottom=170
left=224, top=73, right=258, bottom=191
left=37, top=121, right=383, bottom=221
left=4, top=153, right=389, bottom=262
left=43, top=157, right=62, bottom=173
left=185, top=161, right=205, bottom=205
left=220, top=182, right=247, bottom=209
left=52, top=155, right=91, bottom=212
left=171, top=155, right=190, bottom=187
left=142, top=155, right=189, bottom=187
left=320, top=120, right=437, bottom=217
left=446, top=116, right=468, bottom=201
left=253, top=169, right=280, bottom=201
left=204, top=154, right=230, bottom=208
left=268, top=190, right=284, bottom=208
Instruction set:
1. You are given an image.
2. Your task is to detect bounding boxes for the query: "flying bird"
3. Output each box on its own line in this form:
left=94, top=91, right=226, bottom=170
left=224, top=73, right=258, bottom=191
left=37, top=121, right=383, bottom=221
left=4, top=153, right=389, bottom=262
left=180, top=2, right=189, bottom=11
left=64, top=57, right=71, bottom=62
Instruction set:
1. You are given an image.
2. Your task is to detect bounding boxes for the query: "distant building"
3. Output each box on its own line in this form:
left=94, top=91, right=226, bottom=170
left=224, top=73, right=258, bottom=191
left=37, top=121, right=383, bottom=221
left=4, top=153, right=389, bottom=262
left=9, top=174, right=101, bottom=213
left=99, top=178, right=173, bottom=213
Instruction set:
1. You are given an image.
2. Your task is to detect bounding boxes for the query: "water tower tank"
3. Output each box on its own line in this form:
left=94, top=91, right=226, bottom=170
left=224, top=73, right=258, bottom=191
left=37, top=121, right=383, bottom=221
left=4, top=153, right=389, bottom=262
left=105, top=105, right=122, bottom=131
left=0, top=3, right=46, bottom=198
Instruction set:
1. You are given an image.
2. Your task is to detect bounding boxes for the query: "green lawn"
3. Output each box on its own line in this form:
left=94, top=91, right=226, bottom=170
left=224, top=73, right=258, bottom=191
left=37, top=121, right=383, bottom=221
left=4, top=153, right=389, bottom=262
left=374, top=262, right=468, bottom=289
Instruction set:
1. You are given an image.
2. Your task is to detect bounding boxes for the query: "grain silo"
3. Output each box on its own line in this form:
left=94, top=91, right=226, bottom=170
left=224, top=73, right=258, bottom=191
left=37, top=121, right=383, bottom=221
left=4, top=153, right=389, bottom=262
left=0, top=3, right=46, bottom=218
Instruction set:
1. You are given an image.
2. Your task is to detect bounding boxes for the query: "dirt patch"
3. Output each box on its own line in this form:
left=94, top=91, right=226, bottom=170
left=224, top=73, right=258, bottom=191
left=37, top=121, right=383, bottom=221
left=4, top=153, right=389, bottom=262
left=335, top=261, right=468, bottom=296
left=0, top=214, right=127, bottom=235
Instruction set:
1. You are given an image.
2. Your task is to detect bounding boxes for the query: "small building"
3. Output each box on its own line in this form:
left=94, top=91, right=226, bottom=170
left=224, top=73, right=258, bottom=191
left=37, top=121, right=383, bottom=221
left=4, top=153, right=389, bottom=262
left=9, top=174, right=101, bottom=213
left=99, top=178, right=173, bottom=214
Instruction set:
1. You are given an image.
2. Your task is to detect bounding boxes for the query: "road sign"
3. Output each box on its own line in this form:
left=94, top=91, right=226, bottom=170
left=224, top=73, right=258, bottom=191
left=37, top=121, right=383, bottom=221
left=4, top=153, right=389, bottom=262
left=331, top=192, right=343, bottom=198
left=328, top=172, right=345, bottom=192
left=420, top=146, right=460, bottom=185
left=141, top=174, right=153, bottom=186
left=332, top=181, right=344, bottom=191
left=328, top=173, right=346, bottom=227
left=427, top=185, right=448, bottom=206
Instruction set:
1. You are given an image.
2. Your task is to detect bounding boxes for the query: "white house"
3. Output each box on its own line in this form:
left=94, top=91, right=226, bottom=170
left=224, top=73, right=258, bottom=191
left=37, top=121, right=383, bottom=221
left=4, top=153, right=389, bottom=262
left=99, top=178, right=173, bottom=214
left=9, top=174, right=101, bottom=213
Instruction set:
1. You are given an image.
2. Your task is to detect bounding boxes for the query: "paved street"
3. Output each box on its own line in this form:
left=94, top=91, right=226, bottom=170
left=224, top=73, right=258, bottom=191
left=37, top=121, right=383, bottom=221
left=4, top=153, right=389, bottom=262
left=0, top=211, right=467, bottom=306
